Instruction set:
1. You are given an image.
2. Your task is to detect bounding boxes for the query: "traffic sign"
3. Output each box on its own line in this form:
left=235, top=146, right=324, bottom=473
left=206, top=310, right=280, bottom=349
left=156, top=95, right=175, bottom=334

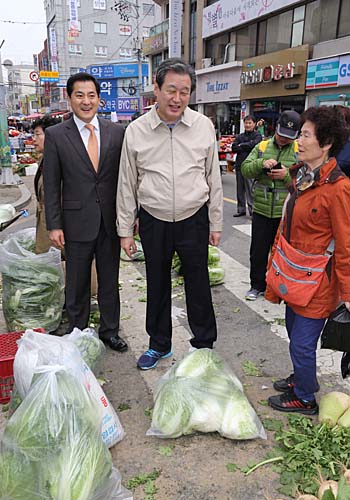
left=29, top=71, right=39, bottom=82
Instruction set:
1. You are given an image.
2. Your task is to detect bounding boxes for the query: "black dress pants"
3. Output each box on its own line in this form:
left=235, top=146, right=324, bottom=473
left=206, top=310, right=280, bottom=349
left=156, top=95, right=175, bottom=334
left=250, top=212, right=281, bottom=292
left=65, top=223, right=120, bottom=340
left=139, top=205, right=217, bottom=352
left=236, top=168, right=253, bottom=215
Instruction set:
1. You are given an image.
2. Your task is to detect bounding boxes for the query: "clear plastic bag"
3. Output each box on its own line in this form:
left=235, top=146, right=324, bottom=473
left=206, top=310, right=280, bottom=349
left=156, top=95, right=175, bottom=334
left=0, top=234, right=64, bottom=332
left=147, top=349, right=266, bottom=440
left=64, top=327, right=106, bottom=375
left=14, top=330, right=125, bottom=447
left=1, top=366, right=132, bottom=500
left=3, top=227, right=36, bottom=252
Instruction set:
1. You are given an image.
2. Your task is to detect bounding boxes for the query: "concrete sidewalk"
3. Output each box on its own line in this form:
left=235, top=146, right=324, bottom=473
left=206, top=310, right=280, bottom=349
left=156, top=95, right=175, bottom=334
left=0, top=176, right=32, bottom=211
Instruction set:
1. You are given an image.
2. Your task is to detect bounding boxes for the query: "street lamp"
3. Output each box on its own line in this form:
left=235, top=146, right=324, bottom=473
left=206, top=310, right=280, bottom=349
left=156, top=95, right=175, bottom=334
left=0, top=40, right=16, bottom=185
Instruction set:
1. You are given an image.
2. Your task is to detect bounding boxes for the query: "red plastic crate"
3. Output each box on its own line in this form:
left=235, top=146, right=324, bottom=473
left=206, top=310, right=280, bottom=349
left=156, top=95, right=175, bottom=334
left=0, top=329, right=45, bottom=404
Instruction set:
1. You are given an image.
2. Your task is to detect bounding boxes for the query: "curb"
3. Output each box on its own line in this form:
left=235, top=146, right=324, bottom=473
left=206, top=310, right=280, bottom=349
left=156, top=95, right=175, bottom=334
left=13, top=183, right=32, bottom=210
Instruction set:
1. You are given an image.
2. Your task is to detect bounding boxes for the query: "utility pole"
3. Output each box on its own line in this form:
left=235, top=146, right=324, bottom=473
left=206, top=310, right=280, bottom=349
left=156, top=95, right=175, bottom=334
left=111, top=0, right=144, bottom=114
left=0, top=40, right=16, bottom=185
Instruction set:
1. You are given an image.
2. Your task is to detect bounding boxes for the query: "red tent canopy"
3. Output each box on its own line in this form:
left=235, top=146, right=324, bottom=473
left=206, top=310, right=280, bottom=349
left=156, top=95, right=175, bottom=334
left=25, top=113, right=42, bottom=119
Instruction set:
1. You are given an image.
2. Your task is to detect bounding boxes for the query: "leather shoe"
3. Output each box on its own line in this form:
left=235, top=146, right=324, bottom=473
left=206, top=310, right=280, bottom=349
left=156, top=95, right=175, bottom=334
left=103, top=335, right=128, bottom=352
left=233, top=212, right=246, bottom=217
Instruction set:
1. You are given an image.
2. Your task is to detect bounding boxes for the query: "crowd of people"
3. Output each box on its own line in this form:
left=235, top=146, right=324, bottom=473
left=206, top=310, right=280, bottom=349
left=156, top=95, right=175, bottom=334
left=29, top=57, right=350, bottom=416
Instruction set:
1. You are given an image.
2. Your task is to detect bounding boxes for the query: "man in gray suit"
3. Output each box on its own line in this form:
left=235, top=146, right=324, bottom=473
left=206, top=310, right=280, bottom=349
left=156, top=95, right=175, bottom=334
left=44, top=72, right=127, bottom=352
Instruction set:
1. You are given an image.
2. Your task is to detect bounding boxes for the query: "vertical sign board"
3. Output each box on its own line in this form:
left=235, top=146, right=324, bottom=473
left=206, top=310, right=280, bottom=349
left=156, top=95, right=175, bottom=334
left=169, top=0, right=182, bottom=58
left=49, top=26, right=58, bottom=73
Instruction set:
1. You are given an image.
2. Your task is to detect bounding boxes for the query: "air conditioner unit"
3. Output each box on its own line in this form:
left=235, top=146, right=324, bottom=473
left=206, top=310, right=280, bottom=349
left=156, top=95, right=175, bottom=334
left=202, top=58, right=212, bottom=69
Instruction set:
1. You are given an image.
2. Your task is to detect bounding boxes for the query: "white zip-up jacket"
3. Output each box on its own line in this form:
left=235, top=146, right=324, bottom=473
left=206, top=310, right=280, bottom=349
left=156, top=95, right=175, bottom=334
left=117, top=105, right=223, bottom=237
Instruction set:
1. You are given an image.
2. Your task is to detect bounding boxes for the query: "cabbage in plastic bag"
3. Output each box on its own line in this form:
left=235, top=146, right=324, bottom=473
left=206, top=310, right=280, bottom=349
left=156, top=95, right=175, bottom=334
left=64, top=327, right=106, bottom=374
left=148, top=349, right=266, bottom=440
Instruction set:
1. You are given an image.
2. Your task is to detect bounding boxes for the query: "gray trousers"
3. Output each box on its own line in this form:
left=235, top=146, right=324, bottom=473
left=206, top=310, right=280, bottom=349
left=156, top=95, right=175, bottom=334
left=236, top=169, right=253, bottom=215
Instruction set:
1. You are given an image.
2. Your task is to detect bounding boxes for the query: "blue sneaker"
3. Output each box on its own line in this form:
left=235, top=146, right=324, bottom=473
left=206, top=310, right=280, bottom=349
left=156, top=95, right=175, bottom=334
left=137, top=348, right=173, bottom=370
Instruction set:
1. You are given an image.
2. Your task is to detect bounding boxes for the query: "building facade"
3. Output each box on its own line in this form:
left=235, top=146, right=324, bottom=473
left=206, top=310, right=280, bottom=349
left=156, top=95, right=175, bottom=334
left=44, top=0, right=161, bottom=110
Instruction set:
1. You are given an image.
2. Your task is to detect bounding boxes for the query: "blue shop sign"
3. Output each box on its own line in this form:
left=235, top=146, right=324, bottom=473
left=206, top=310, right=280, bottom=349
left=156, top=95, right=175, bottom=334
left=114, top=63, right=148, bottom=78
left=99, top=79, right=118, bottom=99
left=99, top=98, right=117, bottom=112
left=89, top=65, right=115, bottom=79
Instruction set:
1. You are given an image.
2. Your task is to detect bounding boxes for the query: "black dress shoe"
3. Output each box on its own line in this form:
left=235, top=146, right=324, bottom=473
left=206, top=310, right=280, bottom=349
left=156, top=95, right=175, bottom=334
left=103, top=335, right=128, bottom=352
left=233, top=212, right=246, bottom=217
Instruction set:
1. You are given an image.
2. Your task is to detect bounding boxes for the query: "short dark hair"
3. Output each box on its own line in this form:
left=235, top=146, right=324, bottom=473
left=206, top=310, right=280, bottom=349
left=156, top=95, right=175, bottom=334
left=300, top=106, right=348, bottom=157
left=155, top=58, right=196, bottom=93
left=32, top=114, right=60, bottom=131
left=66, top=72, right=100, bottom=97
left=244, top=115, right=256, bottom=123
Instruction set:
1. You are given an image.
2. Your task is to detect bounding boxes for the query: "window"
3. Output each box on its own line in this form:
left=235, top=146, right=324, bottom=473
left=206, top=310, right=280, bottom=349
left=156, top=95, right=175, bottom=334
left=94, top=22, right=107, bottom=34
left=70, top=67, right=80, bottom=74
left=142, top=3, right=155, bottom=16
left=67, top=0, right=80, bottom=6
left=142, top=27, right=150, bottom=38
left=68, top=44, right=82, bottom=54
left=304, top=0, right=339, bottom=45
left=291, top=5, right=305, bottom=47
left=205, top=32, right=229, bottom=65
left=338, top=0, right=350, bottom=37
left=236, top=24, right=257, bottom=60
left=120, top=47, right=133, bottom=58
left=93, top=0, right=106, bottom=9
left=95, top=45, right=107, bottom=56
left=266, top=10, right=293, bottom=53
left=257, top=20, right=267, bottom=55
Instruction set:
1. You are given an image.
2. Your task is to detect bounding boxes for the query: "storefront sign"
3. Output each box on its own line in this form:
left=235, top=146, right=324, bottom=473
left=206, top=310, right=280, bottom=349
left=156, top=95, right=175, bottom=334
left=338, top=54, right=350, bottom=86
left=49, top=26, right=58, bottom=73
left=88, top=63, right=148, bottom=80
left=306, top=57, right=339, bottom=89
left=240, top=46, right=308, bottom=99
left=241, top=63, right=295, bottom=85
left=169, top=0, right=182, bottom=57
left=117, top=98, right=139, bottom=112
left=202, top=0, right=300, bottom=38
left=196, top=67, right=241, bottom=103
left=89, top=65, right=115, bottom=79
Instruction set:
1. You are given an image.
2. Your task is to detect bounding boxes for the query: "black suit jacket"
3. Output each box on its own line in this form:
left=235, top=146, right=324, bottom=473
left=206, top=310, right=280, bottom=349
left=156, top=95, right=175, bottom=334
left=43, top=116, right=124, bottom=241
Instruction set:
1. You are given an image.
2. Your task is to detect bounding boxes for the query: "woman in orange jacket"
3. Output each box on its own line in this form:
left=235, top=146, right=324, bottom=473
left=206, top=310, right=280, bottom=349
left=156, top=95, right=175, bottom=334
left=265, top=106, right=350, bottom=415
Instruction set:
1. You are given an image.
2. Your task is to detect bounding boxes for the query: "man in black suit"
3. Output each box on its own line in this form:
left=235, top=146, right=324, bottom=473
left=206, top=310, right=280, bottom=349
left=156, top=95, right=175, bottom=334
left=43, top=72, right=127, bottom=352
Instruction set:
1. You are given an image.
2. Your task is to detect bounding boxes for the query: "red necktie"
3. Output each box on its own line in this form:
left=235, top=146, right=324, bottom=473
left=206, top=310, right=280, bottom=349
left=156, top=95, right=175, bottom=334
left=85, top=124, right=99, bottom=171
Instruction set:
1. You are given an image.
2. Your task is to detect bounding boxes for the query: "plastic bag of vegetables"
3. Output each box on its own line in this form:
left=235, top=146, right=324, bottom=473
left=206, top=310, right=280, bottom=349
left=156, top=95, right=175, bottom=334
left=147, top=348, right=266, bottom=440
left=13, top=329, right=124, bottom=448
left=208, top=245, right=220, bottom=265
left=1, top=366, right=132, bottom=500
left=120, top=239, right=144, bottom=261
left=64, top=327, right=106, bottom=374
left=0, top=204, right=16, bottom=225
left=208, top=265, right=225, bottom=286
left=0, top=235, right=64, bottom=332
left=3, top=227, right=36, bottom=253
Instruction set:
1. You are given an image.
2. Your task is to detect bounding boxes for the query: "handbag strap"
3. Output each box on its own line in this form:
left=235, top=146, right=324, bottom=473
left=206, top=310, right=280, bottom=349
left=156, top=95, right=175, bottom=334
left=280, top=186, right=334, bottom=256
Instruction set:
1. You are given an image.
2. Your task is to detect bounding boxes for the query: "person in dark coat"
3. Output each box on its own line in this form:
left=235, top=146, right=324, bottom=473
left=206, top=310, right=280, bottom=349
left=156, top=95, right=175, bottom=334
left=43, top=72, right=127, bottom=352
left=231, top=115, right=262, bottom=217
left=335, top=105, right=350, bottom=177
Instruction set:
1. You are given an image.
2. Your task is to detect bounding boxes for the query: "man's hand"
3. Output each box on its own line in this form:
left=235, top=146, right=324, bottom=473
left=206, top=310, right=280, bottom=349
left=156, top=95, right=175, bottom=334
left=49, top=229, right=65, bottom=249
left=268, top=165, right=288, bottom=180
left=263, top=159, right=278, bottom=170
left=209, top=231, right=221, bottom=246
left=120, top=236, right=137, bottom=258
left=345, top=301, right=350, bottom=311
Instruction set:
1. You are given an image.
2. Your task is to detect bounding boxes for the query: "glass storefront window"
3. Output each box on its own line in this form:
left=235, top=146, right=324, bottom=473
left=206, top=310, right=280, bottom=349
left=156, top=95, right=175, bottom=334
left=204, top=102, right=241, bottom=137
left=236, top=24, right=257, bottom=60
left=251, top=97, right=305, bottom=138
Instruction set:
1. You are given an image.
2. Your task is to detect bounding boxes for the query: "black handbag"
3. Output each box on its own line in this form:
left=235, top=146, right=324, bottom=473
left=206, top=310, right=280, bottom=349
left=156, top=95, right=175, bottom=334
left=321, top=304, right=350, bottom=352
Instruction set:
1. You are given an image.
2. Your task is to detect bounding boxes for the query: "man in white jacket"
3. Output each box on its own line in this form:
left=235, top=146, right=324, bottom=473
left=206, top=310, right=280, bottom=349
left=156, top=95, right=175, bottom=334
left=117, top=58, right=223, bottom=370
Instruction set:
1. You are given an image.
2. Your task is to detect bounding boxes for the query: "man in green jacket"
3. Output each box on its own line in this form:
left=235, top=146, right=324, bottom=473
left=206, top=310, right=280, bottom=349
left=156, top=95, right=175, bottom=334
left=241, top=110, right=300, bottom=301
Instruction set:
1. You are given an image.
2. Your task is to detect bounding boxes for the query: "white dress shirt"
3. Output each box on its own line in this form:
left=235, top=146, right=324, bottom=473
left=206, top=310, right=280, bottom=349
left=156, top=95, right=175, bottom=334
left=73, top=114, right=101, bottom=159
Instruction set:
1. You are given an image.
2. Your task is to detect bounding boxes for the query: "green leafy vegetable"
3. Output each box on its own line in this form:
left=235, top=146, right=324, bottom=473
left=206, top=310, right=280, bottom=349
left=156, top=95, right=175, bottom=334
left=242, top=360, right=262, bottom=377
left=208, top=265, right=225, bottom=286
left=2, top=260, right=64, bottom=332
left=0, top=448, right=41, bottom=500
